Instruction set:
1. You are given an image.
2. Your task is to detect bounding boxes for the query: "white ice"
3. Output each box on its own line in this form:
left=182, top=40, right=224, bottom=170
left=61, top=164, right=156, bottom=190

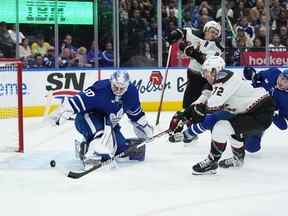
left=0, top=112, right=288, bottom=216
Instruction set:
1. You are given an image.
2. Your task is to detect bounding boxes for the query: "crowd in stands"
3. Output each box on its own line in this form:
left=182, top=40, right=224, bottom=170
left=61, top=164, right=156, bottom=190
left=1, top=0, right=288, bottom=67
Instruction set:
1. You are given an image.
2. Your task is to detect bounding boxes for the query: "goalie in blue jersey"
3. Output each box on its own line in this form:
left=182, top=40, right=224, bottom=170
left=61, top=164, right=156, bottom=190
left=49, top=70, right=153, bottom=167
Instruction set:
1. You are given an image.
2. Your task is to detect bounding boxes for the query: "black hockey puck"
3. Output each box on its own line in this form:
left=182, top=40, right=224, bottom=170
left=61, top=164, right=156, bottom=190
left=50, top=160, right=56, bottom=168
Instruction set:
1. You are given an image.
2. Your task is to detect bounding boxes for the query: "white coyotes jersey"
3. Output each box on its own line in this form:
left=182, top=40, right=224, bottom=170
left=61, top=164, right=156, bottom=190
left=207, top=70, right=269, bottom=114
left=184, top=27, right=222, bottom=73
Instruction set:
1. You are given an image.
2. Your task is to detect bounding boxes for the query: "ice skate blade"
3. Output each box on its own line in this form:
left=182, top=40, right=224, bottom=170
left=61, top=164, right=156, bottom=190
left=192, top=170, right=217, bottom=175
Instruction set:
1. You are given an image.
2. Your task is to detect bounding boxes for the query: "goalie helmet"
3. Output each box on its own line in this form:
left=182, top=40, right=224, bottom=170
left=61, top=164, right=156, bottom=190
left=110, top=70, right=130, bottom=96
left=203, top=21, right=221, bottom=38
left=202, top=56, right=225, bottom=84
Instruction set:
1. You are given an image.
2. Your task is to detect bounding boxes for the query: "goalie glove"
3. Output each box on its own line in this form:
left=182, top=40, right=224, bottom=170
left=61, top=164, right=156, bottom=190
left=48, top=97, right=74, bottom=126
left=132, top=115, right=153, bottom=140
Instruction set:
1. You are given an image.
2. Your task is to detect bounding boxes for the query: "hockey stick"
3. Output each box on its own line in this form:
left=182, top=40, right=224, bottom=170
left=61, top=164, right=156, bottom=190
left=155, top=45, right=172, bottom=126
left=67, top=128, right=170, bottom=179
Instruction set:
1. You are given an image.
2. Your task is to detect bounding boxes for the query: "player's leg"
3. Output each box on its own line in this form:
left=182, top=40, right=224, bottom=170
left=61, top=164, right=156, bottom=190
left=182, top=69, right=207, bottom=108
left=183, top=111, right=234, bottom=143
left=192, top=120, right=233, bottom=174
left=244, top=133, right=263, bottom=153
left=218, top=134, right=245, bottom=168
left=74, top=112, right=105, bottom=161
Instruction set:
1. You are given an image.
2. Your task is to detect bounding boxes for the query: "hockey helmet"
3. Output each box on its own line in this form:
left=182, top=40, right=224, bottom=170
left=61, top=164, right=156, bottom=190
left=203, top=21, right=221, bottom=38
left=110, top=70, right=130, bottom=96
left=277, top=69, right=288, bottom=91
left=202, top=56, right=225, bottom=84
left=282, top=69, right=288, bottom=79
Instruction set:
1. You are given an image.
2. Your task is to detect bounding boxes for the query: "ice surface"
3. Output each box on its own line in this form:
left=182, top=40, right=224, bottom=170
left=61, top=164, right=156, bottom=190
left=0, top=112, right=288, bottom=216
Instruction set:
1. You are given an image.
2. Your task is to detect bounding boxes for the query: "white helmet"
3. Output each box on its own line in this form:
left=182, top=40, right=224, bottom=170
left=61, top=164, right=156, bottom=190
left=202, top=56, right=225, bottom=75
left=203, top=21, right=221, bottom=38
left=110, top=70, right=130, bottom=96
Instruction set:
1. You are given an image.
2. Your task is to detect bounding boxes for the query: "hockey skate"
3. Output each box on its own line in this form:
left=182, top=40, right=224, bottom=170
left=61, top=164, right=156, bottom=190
left=168, top=132, right=184, bottom=143
left=218, top=156, right=244, bottom=168
left=192, top=157, right=218, bottom=175
left=219, top=146, right=245, bottom=168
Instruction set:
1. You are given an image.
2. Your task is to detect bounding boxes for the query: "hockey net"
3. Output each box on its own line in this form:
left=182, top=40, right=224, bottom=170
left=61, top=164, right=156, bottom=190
left=0, top=59, right=24, bottom=152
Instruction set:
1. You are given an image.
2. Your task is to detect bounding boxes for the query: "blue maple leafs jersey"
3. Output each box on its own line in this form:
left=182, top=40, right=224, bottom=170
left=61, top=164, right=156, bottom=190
left=68, top=79, right=144, bottom=122
left=253, top=68, right=288, bottom=118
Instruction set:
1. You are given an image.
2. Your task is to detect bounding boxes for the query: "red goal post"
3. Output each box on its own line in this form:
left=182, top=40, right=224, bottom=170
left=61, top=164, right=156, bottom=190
left=0, top=58, right=24, bottom=152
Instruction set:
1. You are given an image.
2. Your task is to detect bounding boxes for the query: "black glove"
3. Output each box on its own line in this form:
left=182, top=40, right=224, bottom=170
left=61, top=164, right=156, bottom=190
left=167, top=29, right=184, bottom=44
left=184, top=45, right=206, bottom=64
left=243, top=67, right=256, bottom=80
left=183, top=103, right=206, bottom=124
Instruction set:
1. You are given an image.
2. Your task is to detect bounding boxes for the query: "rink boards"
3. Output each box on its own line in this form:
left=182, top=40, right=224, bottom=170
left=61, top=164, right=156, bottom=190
left=0, top=67, right=281, bottom=117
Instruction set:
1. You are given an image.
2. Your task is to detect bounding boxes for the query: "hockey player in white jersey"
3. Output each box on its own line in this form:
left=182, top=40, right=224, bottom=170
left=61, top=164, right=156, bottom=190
left=167, top=20, right=224, bottom=143
left=169, top=56, right=275, bottom=175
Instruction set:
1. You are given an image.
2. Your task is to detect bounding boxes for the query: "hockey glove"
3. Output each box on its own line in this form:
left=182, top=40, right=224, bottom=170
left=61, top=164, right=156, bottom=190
left=243, top=67, right=256, bottom=80
left=48, top=98, right=74, bottom=126
left=167, top=28, right=184, bottom=44
left=169, top=111, right=186, bottom=133
left=184, top=103, right=207, bottom=124
left=184, top=44, right=206, bottom=64
left=132, top=115, right=153, bottom=140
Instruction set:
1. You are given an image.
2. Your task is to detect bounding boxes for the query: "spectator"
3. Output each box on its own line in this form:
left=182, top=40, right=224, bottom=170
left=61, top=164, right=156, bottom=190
left=256, top=25, right=267, bottom=45
left=71, top=47, right=90, bottom=67
left=59, top=48, right=72, bottom=68
left=270, top=0, right=281, bottom=30
left=254, top=37, right=264, bottom=50
left=87, top=40, right=102, bottom=66
left=99, top=41, right=113, bottom=67
left=269, top=34, right=285, bottom=51
left=61, top=34, right=77, bottom=54
left=31, top=34, right=51, bottom=56
left=19, top=38, right=32, bottom=59
left=8, top=25, right=25, bottom=43
left=43, top=46, right=55, bottom=68
left=31, top=53, right=44, bottom=68
left=279, top=25, right=288, bottom=45
left=235, top=16, right=255, bottom=41
left=232, top=27, right=254, bottom=48
left=0, top=21, right=15, bottom=57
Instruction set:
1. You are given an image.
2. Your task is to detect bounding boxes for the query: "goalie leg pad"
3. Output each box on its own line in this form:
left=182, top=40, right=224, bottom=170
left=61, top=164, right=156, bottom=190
left=75, top=113, right=105, bottom=142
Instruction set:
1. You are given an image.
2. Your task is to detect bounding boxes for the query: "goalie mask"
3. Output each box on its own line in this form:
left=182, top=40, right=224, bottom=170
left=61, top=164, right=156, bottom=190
left=202, top=56, right=225, bottom=85
left=203, top=21, right=221, bottom=39
left=110, top=70, right=130, bottom=96
left=276, top=69, right=288, bottom=91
